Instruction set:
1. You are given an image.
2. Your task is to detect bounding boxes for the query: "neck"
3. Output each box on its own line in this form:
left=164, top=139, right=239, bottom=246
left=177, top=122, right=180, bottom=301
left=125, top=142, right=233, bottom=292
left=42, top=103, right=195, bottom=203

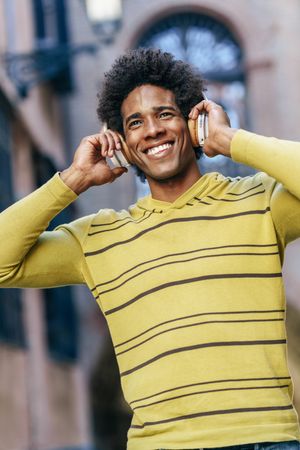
left=147, top=166, right=202, bottom=203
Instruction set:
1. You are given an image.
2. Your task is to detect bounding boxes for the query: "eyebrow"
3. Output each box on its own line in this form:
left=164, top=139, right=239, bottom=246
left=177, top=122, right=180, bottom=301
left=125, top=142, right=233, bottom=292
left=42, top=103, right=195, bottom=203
left=124, top=105, right=178, bottom=126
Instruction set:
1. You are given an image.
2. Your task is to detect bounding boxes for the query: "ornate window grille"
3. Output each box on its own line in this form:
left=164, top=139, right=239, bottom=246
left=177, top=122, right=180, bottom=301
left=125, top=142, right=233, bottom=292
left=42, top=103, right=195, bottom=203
left=3, top=0, right=96, bottom=97
left=137, top=12, right=244, bottom=83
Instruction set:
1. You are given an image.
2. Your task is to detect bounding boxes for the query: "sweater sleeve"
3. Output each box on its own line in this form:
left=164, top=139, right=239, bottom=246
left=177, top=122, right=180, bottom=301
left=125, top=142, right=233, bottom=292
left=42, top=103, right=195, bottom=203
left=0, top=173, right=89, bottom=288
left=231, top=130, right=300, bottom=245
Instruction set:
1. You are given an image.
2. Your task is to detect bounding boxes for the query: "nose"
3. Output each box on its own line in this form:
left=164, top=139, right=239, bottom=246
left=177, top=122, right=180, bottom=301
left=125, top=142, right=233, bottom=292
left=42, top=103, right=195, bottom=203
left=144, top=117, right=165, bottom=140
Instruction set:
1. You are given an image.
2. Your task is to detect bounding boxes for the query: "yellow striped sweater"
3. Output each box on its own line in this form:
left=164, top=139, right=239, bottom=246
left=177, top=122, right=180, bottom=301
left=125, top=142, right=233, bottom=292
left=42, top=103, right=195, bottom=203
left=1, top=130, right=300, bottom=449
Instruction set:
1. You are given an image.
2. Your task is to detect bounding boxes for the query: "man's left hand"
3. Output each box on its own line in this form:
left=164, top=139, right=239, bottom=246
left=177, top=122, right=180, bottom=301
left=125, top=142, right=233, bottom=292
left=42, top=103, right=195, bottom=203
left=189, top=100, right=237, bottom=158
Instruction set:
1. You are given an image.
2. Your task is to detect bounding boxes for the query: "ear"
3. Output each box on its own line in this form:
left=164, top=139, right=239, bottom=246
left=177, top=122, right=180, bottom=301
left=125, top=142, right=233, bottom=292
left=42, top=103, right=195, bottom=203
left=187, top=118, right=199, bottom=147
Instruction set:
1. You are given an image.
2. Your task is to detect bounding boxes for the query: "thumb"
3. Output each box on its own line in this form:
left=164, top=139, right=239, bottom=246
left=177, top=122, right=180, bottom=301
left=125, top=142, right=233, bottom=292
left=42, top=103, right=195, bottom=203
left=111, top=166, right=128, bottom=179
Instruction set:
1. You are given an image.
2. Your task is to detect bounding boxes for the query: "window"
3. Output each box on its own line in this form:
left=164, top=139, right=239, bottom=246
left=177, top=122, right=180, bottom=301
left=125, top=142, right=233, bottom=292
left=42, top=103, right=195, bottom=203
left=138, top=12, right=243, bottom=79
left=31, top=0, right=73, bottom=93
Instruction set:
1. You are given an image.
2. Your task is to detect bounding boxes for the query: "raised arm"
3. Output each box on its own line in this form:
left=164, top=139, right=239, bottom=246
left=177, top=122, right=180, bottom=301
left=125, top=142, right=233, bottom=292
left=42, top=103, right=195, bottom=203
left=189, top=99, right=300, bottom=199
left=0, top=174, right=82, bottom=287
left=189, top=100, right=300, bottom=245
left=0, top=131, right=127, bottom=288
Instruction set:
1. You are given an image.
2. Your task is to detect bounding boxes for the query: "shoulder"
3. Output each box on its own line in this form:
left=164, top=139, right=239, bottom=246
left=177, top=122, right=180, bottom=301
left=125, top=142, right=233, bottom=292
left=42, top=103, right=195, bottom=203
left=214, top=171, right=276, bottom=194
left=204, top=171, right=278, bottom=205
left=56, top=208, right=131, bottom=236
left=91, top=207, right=133, bottom=226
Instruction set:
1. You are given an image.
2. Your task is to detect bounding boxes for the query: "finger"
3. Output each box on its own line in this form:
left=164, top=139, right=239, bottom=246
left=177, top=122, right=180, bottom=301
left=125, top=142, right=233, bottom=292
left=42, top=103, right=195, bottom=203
left=190, top=99, right=223, bottom=120
left=99, top=133, right=110, bottom=157
left=106, top=129, right=122, bottom=150
left=188, top=101, right=205, bottom=119
left=79, top=135, right=103, bottom=159
left=106, top=130, right=121, bottom=155
left=111, top=166, right=128, bottom=179
left=82, top=134, right=101, bottom=146
left=103, top=131, right=117, bottom=157
left=113, top=166, right=128, bottom=176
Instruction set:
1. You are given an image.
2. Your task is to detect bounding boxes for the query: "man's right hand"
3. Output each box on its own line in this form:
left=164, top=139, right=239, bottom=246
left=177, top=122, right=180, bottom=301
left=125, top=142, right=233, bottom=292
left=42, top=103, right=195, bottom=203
left=60, top=131, right=128, bottom=195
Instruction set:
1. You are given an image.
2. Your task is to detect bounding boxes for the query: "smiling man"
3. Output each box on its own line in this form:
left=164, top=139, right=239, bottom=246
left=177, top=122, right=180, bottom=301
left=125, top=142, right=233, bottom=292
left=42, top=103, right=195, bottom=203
left=121, top=84, right=202, bottom=201
left=1, top=49, right=300, bottom=450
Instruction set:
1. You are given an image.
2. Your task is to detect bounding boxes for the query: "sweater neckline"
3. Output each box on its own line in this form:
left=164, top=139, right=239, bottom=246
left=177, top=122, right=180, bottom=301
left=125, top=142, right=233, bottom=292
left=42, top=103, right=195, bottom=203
left=137, top=172, right=219, bottom=212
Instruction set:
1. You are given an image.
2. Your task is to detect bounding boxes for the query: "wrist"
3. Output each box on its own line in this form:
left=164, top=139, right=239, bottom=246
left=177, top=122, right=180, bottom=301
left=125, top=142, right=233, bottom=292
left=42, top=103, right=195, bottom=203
left=60, top=165, right=91, bottom=195
left=214, top=127, right=237, bottom=157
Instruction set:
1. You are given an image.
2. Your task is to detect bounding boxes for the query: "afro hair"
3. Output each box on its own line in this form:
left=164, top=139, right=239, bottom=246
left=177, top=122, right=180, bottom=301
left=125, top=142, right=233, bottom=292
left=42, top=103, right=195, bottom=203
left=97, top=48, right=205, bottom=182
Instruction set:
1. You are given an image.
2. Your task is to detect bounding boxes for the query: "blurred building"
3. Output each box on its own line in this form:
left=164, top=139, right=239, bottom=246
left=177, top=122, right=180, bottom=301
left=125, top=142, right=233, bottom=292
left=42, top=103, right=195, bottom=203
left=0, top=1, right=98, bottom=449
left=1, top=1, right=300, bottom=450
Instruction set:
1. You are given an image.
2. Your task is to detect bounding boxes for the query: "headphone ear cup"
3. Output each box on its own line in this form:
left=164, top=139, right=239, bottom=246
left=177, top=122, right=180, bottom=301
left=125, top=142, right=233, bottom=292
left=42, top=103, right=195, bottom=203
left=117, top=133, right=132, bottom=166
left=188, top=118, right=199, bottom=147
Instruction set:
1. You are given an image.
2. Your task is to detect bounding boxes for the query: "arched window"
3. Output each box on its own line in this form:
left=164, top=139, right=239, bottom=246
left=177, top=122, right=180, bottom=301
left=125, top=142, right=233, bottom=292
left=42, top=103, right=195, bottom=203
left=137, top=12, right=243, bottom=82
left=134, top=11, right=253, bottom=196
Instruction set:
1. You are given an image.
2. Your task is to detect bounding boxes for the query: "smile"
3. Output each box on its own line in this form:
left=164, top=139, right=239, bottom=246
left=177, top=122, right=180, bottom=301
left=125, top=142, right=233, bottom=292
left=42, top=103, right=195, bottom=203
left=145, top=142, right=173, bottom=156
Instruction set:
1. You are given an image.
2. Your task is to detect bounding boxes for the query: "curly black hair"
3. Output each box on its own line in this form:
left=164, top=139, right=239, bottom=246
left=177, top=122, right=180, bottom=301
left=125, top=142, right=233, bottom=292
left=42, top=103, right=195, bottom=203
left=97, top=48, right=205, bottom=182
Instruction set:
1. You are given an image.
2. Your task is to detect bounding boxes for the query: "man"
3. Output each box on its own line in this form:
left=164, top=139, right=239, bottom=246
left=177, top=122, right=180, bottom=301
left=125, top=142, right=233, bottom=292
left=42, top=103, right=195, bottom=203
left=1, top=48, right=300, bottom=450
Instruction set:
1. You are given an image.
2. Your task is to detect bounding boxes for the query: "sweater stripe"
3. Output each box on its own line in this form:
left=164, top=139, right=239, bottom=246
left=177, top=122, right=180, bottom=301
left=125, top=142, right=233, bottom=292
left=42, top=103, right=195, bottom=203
left=207, top=190, right=265, bottom=202
left=98, top=251, right=279, bottom=297
left=84, top=207, right=271, bottom=257
left=120, top=339, right=286, bottom=377
left=194, top=196, right=211, bottom=205
left=90, top=215, right=135, bottom=227
left=104, top=272, right=282, bottom=316
left=227, top=182, right=263, bottom=196
left=114, top=309, right=284, bottom=349
left=91, top=242, right=278, bottom=292
left=132, top=384, right=290, bottom=411
left=88, top=210, right=153, bottom=235
left=115, top=318, right=284, bottom=357
left=130, top=376, right=291, bottom=406
left=130, top=404, right=294, bottom=429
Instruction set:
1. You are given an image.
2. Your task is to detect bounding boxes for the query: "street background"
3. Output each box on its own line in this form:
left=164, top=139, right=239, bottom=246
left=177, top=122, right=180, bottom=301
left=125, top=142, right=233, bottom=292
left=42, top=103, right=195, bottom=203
left=1, top=1, right=300, bottom=449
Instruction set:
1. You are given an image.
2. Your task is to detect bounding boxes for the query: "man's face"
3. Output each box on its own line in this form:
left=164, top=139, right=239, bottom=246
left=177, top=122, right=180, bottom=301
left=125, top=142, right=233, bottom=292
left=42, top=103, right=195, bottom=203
left=121, top=84, right=198, bottom=185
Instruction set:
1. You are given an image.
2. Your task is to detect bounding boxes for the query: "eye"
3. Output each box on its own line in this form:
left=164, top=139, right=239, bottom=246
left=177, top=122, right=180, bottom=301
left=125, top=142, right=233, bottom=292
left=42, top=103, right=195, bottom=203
left=128, top=119, right=142, bottom=129
left=159, top=111, right=173, bottom=119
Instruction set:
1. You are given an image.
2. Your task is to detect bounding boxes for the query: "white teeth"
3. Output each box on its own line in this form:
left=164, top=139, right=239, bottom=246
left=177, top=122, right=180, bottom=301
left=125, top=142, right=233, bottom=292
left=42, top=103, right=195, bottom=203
left=147, top=143, right=172, bottom=155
